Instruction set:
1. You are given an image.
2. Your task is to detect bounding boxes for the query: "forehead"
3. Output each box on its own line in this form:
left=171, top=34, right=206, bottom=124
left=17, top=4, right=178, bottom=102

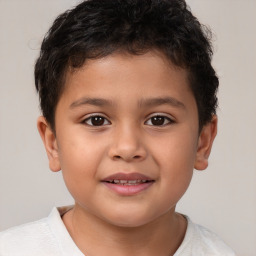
left=62, top=51, right=191, bottom=99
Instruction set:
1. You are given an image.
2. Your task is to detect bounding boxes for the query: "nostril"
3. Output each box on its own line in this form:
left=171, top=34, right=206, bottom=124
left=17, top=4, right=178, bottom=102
left=113, top=154, right=141, bottom=161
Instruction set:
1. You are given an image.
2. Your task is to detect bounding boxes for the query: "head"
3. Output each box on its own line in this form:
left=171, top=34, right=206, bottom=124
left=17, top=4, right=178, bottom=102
left=35, top=0, right=218, bottom=133
left=35, top=0, right=218, bottom=228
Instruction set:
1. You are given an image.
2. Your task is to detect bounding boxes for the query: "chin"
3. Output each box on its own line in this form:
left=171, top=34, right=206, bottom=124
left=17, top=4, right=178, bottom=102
left=101, top=208, right=158, bottom=228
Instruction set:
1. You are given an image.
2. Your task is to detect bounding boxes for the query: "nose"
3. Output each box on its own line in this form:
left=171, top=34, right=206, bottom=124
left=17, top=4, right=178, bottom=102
left=108, top=124, right=147, bottom=162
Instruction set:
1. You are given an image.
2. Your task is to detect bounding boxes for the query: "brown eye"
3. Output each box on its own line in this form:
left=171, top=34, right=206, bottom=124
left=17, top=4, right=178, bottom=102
left=84, top=116, right=110, bottom=126
left=151, top=116, right=165, bottom=125
left=145, top=115, right=173, bottom=126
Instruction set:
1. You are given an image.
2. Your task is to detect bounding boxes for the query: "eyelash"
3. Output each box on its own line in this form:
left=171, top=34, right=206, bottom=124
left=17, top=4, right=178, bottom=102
left=82, top=114, right=111, bottom=126
left=145, top=115, right=174, bottom=126
left=82, top=114, right=174, bottom=127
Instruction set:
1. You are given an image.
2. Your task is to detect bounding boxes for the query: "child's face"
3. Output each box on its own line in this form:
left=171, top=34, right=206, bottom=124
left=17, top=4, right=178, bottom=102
left=38, top=51, right=216, bottom=227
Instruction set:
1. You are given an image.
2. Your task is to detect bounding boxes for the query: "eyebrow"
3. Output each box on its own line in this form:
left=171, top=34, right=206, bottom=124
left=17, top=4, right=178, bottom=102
left=70, top=96, right=185, bottom=109
left=70, top=97, right=114, bottom=109
left=138, top=97, right=186, bottom=109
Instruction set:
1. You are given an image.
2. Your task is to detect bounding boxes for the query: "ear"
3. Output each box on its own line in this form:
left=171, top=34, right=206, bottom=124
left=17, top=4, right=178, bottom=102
left=37, top=116, right=61, bottom=172
left=194, top=115, right=218, bottom=171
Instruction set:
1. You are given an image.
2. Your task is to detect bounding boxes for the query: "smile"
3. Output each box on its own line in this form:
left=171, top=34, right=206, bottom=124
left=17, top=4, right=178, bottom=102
left=106, top=179, right=150, bottom=185
left=102, top=173, right=155, bottom=195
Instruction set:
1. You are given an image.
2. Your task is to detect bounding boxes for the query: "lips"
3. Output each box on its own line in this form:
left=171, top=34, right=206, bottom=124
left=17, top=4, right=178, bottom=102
left=102, top=172, right=155, bottom=195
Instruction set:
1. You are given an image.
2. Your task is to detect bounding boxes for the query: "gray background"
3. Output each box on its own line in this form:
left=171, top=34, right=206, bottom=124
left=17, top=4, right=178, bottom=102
left=0, top=0, right=255, bottom=255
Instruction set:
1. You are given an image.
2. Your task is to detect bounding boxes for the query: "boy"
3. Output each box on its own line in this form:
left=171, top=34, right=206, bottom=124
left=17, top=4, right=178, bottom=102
left=0, top=0, right=236, bottom=255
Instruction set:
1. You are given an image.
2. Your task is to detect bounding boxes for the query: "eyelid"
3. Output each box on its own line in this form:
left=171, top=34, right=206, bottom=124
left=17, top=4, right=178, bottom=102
left=144, top=113, right=175, bottom=126
left=82, top=113, right=111, bottom=126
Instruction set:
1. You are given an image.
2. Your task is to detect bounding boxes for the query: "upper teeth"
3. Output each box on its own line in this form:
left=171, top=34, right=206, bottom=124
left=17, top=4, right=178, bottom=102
left=111, top=179, right=147, bottom=184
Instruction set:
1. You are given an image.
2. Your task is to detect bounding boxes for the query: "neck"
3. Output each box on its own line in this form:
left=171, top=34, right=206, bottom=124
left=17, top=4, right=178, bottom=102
left=62, top=204, right=187, bottom=256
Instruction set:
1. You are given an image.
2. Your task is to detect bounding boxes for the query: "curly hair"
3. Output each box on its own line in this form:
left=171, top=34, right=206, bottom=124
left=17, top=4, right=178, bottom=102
left=35, top=0, right=218, bottom=132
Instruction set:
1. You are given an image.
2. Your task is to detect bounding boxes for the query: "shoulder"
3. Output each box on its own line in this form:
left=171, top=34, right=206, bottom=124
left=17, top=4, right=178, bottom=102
left=175, top=216, right=236, bottom=256
left=0, top=212, right=61, bottom=256
left=193, top=223, right=236, bottom=255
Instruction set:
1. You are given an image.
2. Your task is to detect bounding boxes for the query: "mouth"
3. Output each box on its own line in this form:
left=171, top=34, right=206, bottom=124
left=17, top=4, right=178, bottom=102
left=101, top=172, right=155, bottom=195
left=105, top=179, right=153, bottom=185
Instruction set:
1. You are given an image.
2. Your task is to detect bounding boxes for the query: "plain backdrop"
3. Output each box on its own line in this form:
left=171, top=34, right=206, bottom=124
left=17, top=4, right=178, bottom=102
left=0, top=0, right=255, bottom=255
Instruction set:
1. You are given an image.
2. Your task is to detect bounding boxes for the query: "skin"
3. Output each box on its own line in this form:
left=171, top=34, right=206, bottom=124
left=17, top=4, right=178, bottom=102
left=38, top=51, right=217, bottom=256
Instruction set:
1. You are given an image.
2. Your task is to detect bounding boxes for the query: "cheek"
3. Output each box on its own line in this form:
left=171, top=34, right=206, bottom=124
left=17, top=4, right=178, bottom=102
left=58, top=130, right=106, bottom=169
left=154, top=132, right=197, bottom=197
left=56, top=135, right=106, bottom=195
left=154, top=130, right=198, bottom=169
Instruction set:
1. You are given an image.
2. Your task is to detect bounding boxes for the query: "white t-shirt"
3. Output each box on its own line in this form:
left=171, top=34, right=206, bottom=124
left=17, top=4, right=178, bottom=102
left=0, top=206, right=236, bottom=256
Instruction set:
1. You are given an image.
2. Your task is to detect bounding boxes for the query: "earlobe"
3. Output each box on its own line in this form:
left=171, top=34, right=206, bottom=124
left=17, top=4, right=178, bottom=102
left=194, top=115, right=218, bottom=171
left=37, top=116, right=61, bottom=172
